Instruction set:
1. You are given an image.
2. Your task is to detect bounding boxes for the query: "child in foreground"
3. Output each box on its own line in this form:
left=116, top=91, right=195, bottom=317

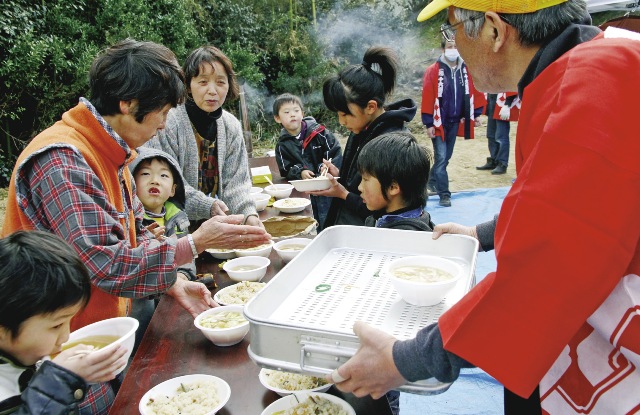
left=273, top=93, right=342, bottom=228
left=0, top=230, right=128, bottom=413
left=358, top=131, right=434, bottom=231
left=356, top=131, right=433, bottom=413
left=129, top=147, right=197, bottom=348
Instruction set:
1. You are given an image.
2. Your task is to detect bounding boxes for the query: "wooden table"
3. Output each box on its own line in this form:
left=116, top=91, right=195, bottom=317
left=110, top=157, right=392, bottom=414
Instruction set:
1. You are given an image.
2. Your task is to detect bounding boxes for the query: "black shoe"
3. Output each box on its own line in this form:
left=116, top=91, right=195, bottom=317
left=476, top=157, right=497, bottom=170
left=491, top=164, right=507, bottom=175
left=439, top=195, right=451, bottom=207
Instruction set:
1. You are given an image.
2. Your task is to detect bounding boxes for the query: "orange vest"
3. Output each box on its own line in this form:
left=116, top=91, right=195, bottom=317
left=2, top=103, right=136, bottom=330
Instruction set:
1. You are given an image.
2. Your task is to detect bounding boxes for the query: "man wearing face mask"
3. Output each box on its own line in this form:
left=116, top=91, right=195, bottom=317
left=421, top=38, right=485, bottom=207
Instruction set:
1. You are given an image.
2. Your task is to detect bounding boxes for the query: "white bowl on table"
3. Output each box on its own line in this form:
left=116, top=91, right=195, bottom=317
left=273, top=198, right=311, bottom=213
left=194, top=304, right=250, bottom=347
left=289, top=176, right=339, bottom=192
left=234, top=240, right=273, bottom=258
left=205, top=248, right=236, bottom=260
left=264, top=184, right=294, bottom=199
left=260, top=392, right=355, bottom=415
left=213, top=281, right=266, bottom=306
left=250, top=186, right=264, bottom=194
left=58, top=317, right=138, bottom=376
left=251, top=192, right=271, bottom=212
left=273, top=237, right=311, bottom=262
left=222, top=256, right=270, bottom=282
left=259, top=368, right=332, bottom=397
left=139, top=374, right=230, bottom=415
left=380, top=255, right=463, bottom=306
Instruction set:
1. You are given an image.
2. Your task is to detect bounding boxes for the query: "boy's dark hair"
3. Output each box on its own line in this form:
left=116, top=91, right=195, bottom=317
left=183, top=45, right=240, bottom=101
left=358, top=132, right=430, bottom=208
left=272, top=93, right=304, bottom=116
left=0, top=231, right=92, bottom=338
left=323, top=46, right=398, bottom=115
left=89, top=38, right=186, bottom=123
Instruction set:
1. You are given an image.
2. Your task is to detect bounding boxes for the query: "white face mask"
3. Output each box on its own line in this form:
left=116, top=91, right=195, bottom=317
left=444, top=49, right=460, bottom=61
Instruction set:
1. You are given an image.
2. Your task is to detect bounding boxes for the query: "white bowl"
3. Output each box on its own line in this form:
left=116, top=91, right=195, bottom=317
left=250, top=186, right=264, bottom=194
left=213, top=281, right=266, bottom=306
left=139, top=374, right=230, bottom=415
left=194, top=305, right=250, bottom=347
left=289, top=176, right=339, bottom=192
left=381, top=255, right=463, bottom=306
left=234, top=240, right=273, bottom=258
left=252, top=193, right=271, bottom=212
left=273, top=198, right=311, bottom=213
left=273, top=238, right=311, bottom=262
left=222, top=256, right=270, bottom=282
left=205, top=248, right=236, bottom=260
left=264, top=184, right=294, bottom=199
left=259, top=368, right=332, bottom=397
left=61, top=317, right=138, bottom=375
left=260, top=392, right=355, bottom=415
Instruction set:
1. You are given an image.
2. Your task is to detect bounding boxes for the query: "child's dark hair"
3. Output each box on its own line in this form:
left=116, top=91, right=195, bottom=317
left=0, top=231, right=92, bottom=338
left=358, top=132, right=430, bottom=208
left=323, top=46, right=398, bottom=115
left=89, top=38, right=186, bottom=123
left=273, top=93, right=304, bottom=116
left=183, top=45, right=240, bottom=101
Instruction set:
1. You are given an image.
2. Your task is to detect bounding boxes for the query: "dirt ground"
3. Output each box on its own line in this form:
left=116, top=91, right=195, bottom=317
left=0, top=115, right=516, bottom=234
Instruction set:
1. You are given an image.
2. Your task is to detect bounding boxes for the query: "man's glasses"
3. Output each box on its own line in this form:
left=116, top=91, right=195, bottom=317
left=440, top=15, right=484, bottom=42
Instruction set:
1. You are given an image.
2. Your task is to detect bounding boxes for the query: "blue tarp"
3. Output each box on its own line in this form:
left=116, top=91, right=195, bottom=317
left=401, top=186, right=511, bottom=415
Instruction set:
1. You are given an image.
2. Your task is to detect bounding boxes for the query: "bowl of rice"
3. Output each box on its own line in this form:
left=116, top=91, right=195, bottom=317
left=272, top=198, right=311, bottom=213
left=139, top=374, right=230, bottom=415
left=205, top=248, right=236, bottom=260
left=260, top=392, right=355, bottom=415
left=213, top=281, right=266, bottom=306
left=234, top=240, right=273, bottom=258
left=194, top=305, right=250, bottom=347
left=259, top=368, right=332, bottom=397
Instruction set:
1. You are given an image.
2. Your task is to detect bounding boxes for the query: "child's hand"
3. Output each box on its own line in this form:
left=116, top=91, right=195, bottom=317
left=322, top=159, right=339, bottom=177
left=301, top=170, right=315, bottom=180
left=52, top=344, right=129, bottom=383
left=145, top=223, right=166, bottom=241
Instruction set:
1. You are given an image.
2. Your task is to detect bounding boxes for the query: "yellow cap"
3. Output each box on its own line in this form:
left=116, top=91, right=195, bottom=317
left=417, top=0, right=569, bottom=22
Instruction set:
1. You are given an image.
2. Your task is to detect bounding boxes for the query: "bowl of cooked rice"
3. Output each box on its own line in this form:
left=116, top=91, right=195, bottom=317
left=380, top=255, right=463, bottom=307
left=234, top=240, right=273, bottom=258
left=139, top=374, right=230, bottom=415
left=259, top=368, right=332, bottom=397
left=194, top=305, right=250, bottom=347
left=260, top=392, right=355, bottom=415
left=213, top=281, right=266, bottom=306
left=272, top=197, right=311, bottom=213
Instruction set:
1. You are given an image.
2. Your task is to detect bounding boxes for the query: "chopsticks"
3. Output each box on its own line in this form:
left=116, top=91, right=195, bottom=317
left=320, top=158, right=332, bottom=177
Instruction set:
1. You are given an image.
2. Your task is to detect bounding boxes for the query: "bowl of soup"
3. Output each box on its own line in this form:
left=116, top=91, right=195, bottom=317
left=222, top=256, right=270, bottom=282
left=381, top=255, right=462, bottom=306
left=58, top=317, right=139, bottom=374
left=194, top=305, right=250, bottom=347
left=273, top=238, right=311, bottom=263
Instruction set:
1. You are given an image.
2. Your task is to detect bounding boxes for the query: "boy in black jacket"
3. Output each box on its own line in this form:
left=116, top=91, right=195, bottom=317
left=273, top=93, right=342, bottom=228
left=358, top=131, right=435, bottom=231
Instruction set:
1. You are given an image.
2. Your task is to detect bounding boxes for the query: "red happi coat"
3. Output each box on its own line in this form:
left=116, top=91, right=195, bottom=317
left=492, top=92, right=521, bottom=122
left=421, top=60, right=486, bottom=140
left=439, top=30, right=640, bottom=414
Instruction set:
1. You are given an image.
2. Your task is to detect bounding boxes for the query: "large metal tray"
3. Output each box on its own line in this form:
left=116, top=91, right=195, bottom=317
left=244, top=225, right=479, bottom=395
